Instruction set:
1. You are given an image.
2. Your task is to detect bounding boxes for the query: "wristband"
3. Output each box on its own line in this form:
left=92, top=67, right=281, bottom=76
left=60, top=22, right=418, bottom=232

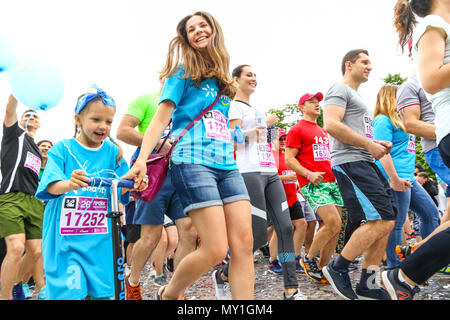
left=307, top=171, right=312, bottom=181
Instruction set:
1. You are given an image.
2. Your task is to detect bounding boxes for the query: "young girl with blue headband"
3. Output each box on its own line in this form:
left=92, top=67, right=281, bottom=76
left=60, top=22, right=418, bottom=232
left=35, top=85, right=145, bottom=300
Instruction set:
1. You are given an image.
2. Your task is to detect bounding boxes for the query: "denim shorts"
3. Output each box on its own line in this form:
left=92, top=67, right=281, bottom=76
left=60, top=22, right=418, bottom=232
left=170, top=163, right=250, bottom=215
left=133, top=173, right=186, bottom=225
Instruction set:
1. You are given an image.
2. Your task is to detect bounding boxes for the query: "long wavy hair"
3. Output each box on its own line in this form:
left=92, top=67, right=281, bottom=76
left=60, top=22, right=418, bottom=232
left=159, top=11, right=237, bottom=99
left=373, top=84, right=406, bottom=132
left=393, top=0, right=433, bottom=52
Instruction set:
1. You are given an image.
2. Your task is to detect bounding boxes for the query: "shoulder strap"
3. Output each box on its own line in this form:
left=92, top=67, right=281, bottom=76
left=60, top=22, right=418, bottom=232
left=167, top=89, right=223, bottom=155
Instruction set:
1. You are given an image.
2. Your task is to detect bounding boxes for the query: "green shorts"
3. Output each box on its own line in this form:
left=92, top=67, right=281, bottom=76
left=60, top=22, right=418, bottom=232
left=300, top=182, right=344, bottom=213
left=0, top=192, right=44, bottom=239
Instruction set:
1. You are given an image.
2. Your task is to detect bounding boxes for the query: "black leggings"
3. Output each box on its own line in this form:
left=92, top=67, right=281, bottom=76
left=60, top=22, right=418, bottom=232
left=401, top=226, right=450, bottom=284
left=224, top=172, right=297, bottom=289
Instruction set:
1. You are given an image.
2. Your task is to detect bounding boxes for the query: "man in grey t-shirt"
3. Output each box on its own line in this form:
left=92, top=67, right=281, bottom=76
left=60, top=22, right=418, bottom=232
left=321, top=49, right=396, bottom=300
left=397, top=72, right=450, bottom=223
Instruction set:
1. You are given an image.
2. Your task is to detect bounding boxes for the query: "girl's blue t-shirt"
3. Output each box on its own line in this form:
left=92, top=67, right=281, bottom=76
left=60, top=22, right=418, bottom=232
left=160, top=68, right=237, bottom=170
left=35, top=138, right=130, bottom=300
left=373, top=114, right=416, bottom=182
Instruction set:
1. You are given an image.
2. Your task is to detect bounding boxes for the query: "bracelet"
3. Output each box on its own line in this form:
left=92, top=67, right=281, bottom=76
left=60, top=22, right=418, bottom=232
left=307, top=171, right=312, bottom=181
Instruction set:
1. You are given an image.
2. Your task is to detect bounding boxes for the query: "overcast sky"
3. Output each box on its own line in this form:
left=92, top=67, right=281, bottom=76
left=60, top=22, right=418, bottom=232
left=0, top=0, right=415, bottom=160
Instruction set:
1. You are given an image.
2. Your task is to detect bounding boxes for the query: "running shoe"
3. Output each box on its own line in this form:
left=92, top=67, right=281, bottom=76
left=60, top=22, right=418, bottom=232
left=436, top=264, right=450, bottom=277
left=381, top=268, right=420, bottom=300
left=22, top=283, right=32, bottom=300
left=154, top=274, right=168, bottom=286
left=156, top=285, right=166, bottom=300
left=295, top=256, right=303, bottom=273
left=355, top=282, right=390, bottom=300
left=212, top=269, right=232, bottom=300
left=395, top=244, right=414, bottom=261
left=12, top=282, right=26, bottom=300
left=320, top=272, right=329, bottom=285
left=300, top=255, right=322, bottom=282
left=165, top=257, right=174, bottom=273
left=125, top=275, right=142, bottom=300
left=322, top=260, right=358, bottom=300
left=283, top=289, right=307, bottom=300
left=259, top=244, right=270, bottom=258
left=37, top=286, right=47, bottom=300
left=268, top=259, right=283, bottom=275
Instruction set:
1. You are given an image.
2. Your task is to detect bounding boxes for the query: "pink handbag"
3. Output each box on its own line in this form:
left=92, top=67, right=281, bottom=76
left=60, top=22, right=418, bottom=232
left=131, top=90, right=223, bottom=202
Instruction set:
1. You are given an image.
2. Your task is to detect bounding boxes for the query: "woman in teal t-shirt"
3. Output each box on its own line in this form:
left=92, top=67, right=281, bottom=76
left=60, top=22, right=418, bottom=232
left=373, top=84, right=439, bottom=270
left=127, top=12, right=254, bottom=300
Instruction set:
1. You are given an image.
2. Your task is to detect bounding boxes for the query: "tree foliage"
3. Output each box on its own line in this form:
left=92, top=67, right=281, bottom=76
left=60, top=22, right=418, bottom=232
left=268, top=104, right=324, bottom=130
left=383, top=73, right=408, bottom=85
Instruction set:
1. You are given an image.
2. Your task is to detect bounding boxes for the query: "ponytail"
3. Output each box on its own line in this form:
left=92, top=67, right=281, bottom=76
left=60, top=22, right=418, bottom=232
left=393, top=0, right=432, bottom=53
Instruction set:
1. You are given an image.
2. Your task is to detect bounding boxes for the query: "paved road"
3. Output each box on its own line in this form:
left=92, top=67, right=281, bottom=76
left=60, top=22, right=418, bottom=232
left=140, top=251, right=450, bottom=300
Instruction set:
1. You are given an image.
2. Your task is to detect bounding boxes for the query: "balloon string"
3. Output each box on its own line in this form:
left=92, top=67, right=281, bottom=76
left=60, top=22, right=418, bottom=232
left=24, top=110, right=39, bottom=133
left=61, top=141, right=120, bottom=217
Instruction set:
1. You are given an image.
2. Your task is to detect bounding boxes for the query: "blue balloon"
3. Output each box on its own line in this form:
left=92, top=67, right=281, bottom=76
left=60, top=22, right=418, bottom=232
left=8, top=58, right=64, bottom=111
left=0, top=34, right=16, bottom=73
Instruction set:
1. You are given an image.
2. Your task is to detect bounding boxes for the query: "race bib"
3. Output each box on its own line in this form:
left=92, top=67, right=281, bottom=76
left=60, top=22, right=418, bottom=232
left=312, top=144, right=331, bottom=161
left=257, top=143, right=276, bottom=167
left=203, top=110, right=231, bottom=142
left=24, top=151, right=41, bottom=175
left=364, top=115, right=373, bottom=139
left=407, top=134, right=416, bottom=153
left=60, top=196, right=109, bottom=235
left=282, top=169, right=296, bottom=184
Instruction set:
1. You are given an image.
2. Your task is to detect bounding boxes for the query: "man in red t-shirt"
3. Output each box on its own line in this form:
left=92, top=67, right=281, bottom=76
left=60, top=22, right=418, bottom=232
left=272, top=128, right=307, bottom=272
left=285, top=92, right=344, bottom=284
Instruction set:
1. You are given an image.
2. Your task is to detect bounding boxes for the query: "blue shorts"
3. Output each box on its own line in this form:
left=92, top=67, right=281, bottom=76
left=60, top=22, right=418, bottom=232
left=332, top=161, right=397, bottom=224
left=424, top=147, right=450, bottom=197
left=170, top=163, right=250, bottom=215
left=133, top=173, right=186, bottom=225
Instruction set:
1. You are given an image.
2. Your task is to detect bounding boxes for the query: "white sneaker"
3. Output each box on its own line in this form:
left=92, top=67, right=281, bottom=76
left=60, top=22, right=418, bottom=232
left=212, top=270, right=232, bottom=300
left=284, top=289, right=308, bottom=300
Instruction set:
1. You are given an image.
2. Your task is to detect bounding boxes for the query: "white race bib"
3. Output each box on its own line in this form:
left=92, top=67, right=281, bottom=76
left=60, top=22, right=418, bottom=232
left=203, top=110, right=231, bottom=142
left=257, top=143, right=276, bottom=167
left=312, top=144, right=331, bottom=161
left=364, top=114, right=373, bottom=139
left=282, top=169, right=296, bottom=184
left=407, top=134, right=416, bottom=153
left=24, top=151, right=41, bottom=175
left=60, top=196, right=109, bottom=235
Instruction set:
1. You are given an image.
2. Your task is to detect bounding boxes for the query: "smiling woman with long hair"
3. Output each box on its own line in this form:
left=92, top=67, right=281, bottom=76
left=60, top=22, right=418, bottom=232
left=127, top=11, right=254, bottom=300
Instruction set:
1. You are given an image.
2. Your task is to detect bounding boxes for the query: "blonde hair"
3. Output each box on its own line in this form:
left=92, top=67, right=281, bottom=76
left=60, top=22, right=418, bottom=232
left=73, top=95, right=123, bottom=163
left=159, top=11, right=237, bottom=99
left=373, top=84, right=406, bottom=132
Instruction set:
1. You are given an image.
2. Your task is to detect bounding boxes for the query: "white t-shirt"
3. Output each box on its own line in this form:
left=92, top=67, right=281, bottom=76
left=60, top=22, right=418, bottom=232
left=413, top=14, right=450, bottom=144
left=228, top=100, right=277, bottom=173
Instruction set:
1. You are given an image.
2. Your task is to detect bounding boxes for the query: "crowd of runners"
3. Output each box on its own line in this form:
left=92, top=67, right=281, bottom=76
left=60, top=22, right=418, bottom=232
left=0, top=0, right=449, bottom=300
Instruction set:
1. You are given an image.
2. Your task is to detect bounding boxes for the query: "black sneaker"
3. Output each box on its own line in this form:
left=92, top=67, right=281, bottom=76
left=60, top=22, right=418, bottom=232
left=381, top=269, right=420, bottom=300
left=300, top=255, right=323, bottom=282
left=355, top=283, right=391, bottom=300
left=322, top=260, right=358, bottom=300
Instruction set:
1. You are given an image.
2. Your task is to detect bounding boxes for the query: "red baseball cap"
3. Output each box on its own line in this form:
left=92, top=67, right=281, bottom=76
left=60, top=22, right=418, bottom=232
left=298, top=92, right=324, bottom=107
left=278, top=128, right=287, bottom=137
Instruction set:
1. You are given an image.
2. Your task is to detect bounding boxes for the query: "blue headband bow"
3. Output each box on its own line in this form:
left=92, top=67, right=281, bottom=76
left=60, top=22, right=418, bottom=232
left=75, top=84, right=116, bottom=114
